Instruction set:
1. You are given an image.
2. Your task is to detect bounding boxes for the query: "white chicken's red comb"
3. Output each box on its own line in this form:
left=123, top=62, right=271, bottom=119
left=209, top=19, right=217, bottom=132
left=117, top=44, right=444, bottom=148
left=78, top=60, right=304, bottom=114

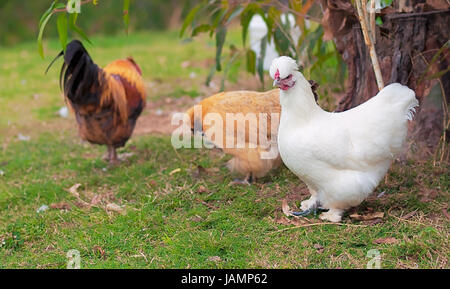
left=275, top=69, right=280, bottom=79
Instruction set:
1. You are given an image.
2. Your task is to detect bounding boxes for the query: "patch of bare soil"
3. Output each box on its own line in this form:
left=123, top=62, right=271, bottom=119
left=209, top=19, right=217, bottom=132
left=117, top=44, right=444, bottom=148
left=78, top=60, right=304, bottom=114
left=134, top=95, right=193, bottom=136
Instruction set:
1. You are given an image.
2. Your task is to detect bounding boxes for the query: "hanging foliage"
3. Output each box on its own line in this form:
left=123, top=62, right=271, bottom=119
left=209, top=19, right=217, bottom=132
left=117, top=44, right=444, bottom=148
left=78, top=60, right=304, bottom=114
left=180, top=0, right=345, bottom=95
left=37, top=0, right=131, bottom=58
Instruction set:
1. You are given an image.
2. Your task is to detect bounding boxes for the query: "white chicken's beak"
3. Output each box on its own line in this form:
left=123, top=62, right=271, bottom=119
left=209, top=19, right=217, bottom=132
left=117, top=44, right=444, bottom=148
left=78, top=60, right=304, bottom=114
left=273, top=79, right=280, bottom=88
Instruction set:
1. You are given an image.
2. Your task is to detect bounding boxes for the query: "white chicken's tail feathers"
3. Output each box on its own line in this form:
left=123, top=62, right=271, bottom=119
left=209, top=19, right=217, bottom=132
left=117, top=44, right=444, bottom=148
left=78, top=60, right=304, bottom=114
left=406, top=98, right=419, bottom=121
left=379, top=83, right=418, bottom=121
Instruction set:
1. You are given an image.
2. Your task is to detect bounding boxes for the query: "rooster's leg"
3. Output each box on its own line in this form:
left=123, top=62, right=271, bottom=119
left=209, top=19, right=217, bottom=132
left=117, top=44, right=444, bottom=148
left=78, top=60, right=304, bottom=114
left=107, top=146, right=119, bottom=165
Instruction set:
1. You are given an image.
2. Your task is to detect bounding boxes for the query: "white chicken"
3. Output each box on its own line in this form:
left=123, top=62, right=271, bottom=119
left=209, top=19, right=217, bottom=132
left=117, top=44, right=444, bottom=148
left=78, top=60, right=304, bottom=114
left=270, top=56, right=418, bottom=222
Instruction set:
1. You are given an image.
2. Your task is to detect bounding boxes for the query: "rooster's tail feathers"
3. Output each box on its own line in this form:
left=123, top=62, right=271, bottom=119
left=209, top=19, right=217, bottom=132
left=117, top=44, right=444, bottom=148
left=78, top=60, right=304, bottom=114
left=61, top=40, right=103, bottom=106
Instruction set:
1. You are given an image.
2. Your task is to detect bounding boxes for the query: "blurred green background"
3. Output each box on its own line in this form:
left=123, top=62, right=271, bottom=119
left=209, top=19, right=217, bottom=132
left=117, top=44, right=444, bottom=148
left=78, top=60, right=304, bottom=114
left=0, top=0, right=197, bottom=46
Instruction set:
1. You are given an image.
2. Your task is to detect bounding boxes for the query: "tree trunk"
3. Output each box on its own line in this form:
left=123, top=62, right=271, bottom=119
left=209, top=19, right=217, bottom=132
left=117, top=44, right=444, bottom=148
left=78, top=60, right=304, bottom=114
left=320, top=0, right=449, bottom=158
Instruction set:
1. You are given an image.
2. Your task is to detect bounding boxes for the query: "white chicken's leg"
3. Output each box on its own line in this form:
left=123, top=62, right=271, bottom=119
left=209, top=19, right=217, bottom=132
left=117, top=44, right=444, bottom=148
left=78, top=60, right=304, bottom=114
left=319, top=208, right=344, bottom=223
left=291, top=188, right=320, bottom=217
left=300, top=189, right=318, bottom=211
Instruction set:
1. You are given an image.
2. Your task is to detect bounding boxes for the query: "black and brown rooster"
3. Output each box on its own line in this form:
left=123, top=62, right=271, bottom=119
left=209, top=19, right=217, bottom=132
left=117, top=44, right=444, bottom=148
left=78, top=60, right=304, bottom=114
left=48, top=40, right=146, bottom=164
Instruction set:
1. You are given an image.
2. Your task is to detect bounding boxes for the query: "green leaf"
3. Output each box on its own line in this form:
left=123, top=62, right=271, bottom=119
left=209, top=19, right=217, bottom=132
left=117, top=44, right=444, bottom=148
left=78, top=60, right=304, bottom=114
left=273, top=26, right=291, bottom=57
left=426, top=67, right=450, bottom=80
left=123, top=0, right=130, bottom=34
left=205, top=64, right=216, bottom=87
left=39, top=0, right=58, bottom=28
left=265, top=7, right=280, bottom=43
left=380, top=0, right=393, bottom=8
left=246, top=49, right=256, bottom=74
left=57, top=13, right=68, bottom=52
left=376, top=16, right=383, bottom=26
left=54, top=3, right=66, bottom=10
left=257, top=35, right=267, bottom=88
left=69, top=13, right=92, bottom=44
left=37, top=0, right=65, bottom=58
left=226, top=5, right=244, bottom=25
left=211, top=8, right=227, bottom=31
left=191, top=24, right=211, bottom=37
left=220, top=50, right=240, bottom=92
left=419, top=41, right=449, bottom=83
left=307, top=26, right=323, bottom=56
left=215, top=25, right=227, bottom=71
left=38, top=12, right=54, bottom=58
left=180, top=2, right=202, bottom=37
left=310, top=51, right=334, bottom=72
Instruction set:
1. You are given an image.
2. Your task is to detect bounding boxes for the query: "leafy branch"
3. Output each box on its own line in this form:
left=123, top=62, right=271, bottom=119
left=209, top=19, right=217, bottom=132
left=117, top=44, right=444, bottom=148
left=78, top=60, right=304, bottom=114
left=37, top=0, right=131, bottom=58
left=180, top=0, right=344, bottom=94
left=53, top=0, right=94, bottom=12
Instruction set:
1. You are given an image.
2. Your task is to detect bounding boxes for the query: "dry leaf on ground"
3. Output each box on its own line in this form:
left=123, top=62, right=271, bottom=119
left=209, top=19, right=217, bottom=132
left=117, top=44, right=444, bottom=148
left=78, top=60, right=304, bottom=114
left=274, top=216, right=291, bottom=226
left=373, top=237, right=399, bottom=244
left=350, top=212, right=384, bottom=221
left=274, top=216, right=309, bottom=226
left=67, top=184, right=121, bottom=214
left=419, top=189, right=438, bottom=202
left=50, top=202, right=71, bottom=210
left=197, top=185, right=209, bottom=193
left=169, top=168, right=181, bottom=175
left=67, top=184, right=90, bottom=208
left=207, top=256, right=222, bottom=262
left=313, top=244, right=324, bottom=253
left=105, top=203, right=124, bottom=214
left=118, top=152, right=135, bottom=160
left=92, top=246, right=105, bottom=258
left=402, top=211, right=417, bottom=220
left=442, top=208, right=450, bottom=220
left=281, top=199, right=291, bottom=217
left=68, top=184, right=82, bottom=196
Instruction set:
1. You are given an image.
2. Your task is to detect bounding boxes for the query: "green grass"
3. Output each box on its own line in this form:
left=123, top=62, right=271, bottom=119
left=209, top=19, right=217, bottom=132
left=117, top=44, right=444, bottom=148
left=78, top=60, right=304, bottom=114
left=0, top=30, right=449, bottom=269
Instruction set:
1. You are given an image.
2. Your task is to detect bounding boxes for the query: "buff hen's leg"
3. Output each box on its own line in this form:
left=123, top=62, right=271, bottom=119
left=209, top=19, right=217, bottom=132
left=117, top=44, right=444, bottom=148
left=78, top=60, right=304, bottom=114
left=230, top=172, right=253, bottom=186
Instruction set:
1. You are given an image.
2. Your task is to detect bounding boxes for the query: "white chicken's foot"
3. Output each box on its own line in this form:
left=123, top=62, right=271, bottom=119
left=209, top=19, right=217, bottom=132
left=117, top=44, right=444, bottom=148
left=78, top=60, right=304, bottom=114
left=300, top=195, right=318, bottom=211
left=290, top=195, right=320, bottom=217
left=319, top=209, right=344, bottom=223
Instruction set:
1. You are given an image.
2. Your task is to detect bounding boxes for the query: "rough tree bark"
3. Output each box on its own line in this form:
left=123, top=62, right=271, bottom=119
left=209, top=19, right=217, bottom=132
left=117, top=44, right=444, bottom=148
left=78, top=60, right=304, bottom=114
left=320, top=0, right=449, bottom=158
